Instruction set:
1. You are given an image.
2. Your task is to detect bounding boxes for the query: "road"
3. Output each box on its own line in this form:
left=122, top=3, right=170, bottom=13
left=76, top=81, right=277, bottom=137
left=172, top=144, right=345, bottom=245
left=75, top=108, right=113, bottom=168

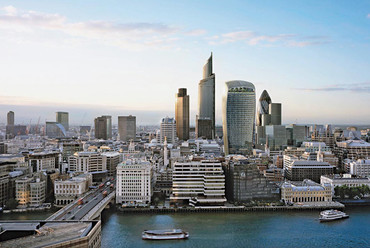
left=53, top=179, right=115, bottom=221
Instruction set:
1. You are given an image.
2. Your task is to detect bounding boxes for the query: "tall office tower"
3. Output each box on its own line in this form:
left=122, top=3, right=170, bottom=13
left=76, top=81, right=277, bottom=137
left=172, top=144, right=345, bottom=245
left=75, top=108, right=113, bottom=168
left=118, top=115, right=136, bottom=142
left=256, top=90, right=271, bottom=126
left=175, top=88, right=190, bottom=141
left=197, top=53, right=215, bottom=139
left=269, top=103, right=282, bottom=125
left=56, top=112, right=69, bottom=131
left=159, top=117, right=176, bottom=144
left=94, top=115, right=112, bottom=140
left=222, top=80, right=256, bottom=155
left=7, top=111, right=14, bottom=126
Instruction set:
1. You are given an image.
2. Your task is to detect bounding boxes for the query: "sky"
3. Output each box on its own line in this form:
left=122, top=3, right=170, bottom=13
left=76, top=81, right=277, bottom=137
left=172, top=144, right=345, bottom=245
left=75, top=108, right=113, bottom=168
left=0, top=0, right=369, bottom=126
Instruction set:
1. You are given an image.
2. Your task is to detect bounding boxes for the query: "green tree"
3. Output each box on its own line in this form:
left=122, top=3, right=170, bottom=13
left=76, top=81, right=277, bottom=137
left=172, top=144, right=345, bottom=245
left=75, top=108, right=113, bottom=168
left=5, top=198, right=19, bottom=210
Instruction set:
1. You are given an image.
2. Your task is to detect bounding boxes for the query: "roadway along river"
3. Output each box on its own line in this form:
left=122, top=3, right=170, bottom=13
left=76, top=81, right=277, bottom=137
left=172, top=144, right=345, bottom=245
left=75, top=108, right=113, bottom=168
left=1, top=207, right=370, bottom=247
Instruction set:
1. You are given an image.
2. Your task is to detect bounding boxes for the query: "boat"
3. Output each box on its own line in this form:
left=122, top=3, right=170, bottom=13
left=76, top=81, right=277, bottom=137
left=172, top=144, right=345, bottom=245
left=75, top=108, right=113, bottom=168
left=319, top=209, right=349, bottom=222
left=142, top=229, right=189, bottom=240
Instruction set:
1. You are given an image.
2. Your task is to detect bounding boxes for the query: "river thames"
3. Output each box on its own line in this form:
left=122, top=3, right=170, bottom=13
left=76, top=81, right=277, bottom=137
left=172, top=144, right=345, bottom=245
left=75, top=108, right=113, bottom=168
left=1, top=207, right=370, bottom=248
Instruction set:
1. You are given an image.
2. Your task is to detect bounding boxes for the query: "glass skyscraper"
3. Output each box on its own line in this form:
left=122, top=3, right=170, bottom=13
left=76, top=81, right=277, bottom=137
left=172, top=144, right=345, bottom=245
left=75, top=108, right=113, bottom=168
left=256, top=90, right=271, bottom=127
left=223, top=80, right=256, bottom=155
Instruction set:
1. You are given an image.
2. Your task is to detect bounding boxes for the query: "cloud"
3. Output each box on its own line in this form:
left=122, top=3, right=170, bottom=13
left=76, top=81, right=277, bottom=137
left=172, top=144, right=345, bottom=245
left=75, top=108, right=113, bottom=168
left=184, top=29, right=206, bottom=36
left=294, top=82, right=370, bottom=93
left=0, top=6, right=180, bottom=49
left=210, top=30, right=330, bottom=47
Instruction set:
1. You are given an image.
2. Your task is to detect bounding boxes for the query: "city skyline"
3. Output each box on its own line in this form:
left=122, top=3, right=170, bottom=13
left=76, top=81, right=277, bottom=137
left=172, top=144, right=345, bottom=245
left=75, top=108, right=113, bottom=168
left=0, top=1, right=370, bottom=125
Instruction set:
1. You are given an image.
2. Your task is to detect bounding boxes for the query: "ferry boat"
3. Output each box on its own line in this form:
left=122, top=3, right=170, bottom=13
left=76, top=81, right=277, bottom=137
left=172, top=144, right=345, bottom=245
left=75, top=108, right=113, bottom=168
left=319, top=209, right=349, bottom=222
left=142, top=229, right=189, bottom=240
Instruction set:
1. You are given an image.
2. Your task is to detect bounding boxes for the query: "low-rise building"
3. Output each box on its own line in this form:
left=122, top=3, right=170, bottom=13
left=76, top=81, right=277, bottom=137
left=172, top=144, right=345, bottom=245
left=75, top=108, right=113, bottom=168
left=16, top=176, right=46, bottom=207
left=321, top=174, right=370, bottom=196
left=54, top=173, right=92, bottom=205
left=29, top=151, right=60, bottom=173
left=281, top=179, right=332, bottom=203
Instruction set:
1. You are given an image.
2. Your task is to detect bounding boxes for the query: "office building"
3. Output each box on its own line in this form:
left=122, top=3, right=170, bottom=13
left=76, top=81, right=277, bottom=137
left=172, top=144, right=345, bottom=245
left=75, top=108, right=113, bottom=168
left=68, top=152, right=106, bottom=173
left=223, top=80, right=256, bottom=155
left=29, top=151, right=60, bottom=173
left=118, top=115, right=136, bottom=142
left=94, top=115, right=112, bottom=140
left=197, top=53, right=215, bottom=139
left=170, top=160, right=226, bottom=206
left=158, top=117, right=176, bottom=144
left=256, top=90, right=271, bottom=126
left=56, top=111, right=69, bottom=131
left=45, top=121, right=66, bottom=138
left=223, top=157, right=279, bottom=202
left=195, top=118, right=213, bottom=139
left=175, top=88, right=190, bottom=141
left=283, top=155, right=334, bottom=183
left=116, top=159, right=153, bottom=205
left=269, top=103, right=282, bottom=125
left=54, top=173, right=92, bottom=205
left=321, top=174, right=370, bottom=197
left=7, top=111, right=14, bottom=126
left=349, top=159, right=370, bottom=177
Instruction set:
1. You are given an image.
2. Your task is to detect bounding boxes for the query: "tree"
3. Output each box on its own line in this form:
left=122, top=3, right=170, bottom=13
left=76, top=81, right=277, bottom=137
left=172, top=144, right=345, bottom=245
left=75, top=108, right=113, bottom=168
left=5, top=198, right=19, bottom=210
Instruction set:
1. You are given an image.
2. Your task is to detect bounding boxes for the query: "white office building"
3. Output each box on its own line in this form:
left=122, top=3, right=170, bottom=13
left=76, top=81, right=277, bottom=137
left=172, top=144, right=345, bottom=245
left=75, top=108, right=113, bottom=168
left=158, top=117, right=176, bottom=144
left=116, top=159, right=153, bottom=205
left=350, top=159, right=370, bottom=177
left=54, top=173, right=92, bottom=205
left=170, top=160, right=226, bottom=206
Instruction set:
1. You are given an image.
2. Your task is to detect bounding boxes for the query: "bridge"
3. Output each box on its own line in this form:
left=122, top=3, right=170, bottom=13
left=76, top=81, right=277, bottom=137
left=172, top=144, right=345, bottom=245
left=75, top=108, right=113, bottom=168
left=47, top=181, right=115, bottom=221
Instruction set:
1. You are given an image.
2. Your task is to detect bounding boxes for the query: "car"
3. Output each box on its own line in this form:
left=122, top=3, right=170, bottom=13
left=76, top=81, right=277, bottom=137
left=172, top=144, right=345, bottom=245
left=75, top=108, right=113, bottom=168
left=78, top=205, right=82, bottom=209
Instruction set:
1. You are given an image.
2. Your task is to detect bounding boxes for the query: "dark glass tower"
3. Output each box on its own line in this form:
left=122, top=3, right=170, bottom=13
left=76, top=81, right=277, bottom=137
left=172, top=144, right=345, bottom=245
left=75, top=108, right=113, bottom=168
left=256, top=90, right=272, bottom=126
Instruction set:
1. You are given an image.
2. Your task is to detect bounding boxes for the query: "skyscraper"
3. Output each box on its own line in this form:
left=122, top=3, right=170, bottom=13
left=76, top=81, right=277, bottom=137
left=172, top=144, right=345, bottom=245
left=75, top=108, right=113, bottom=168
left=175, top=88, right=189, bottom=141
left=94, top=116, right=112, bottom=140
left=56, top=112, right=69, bottom=131
left=223, top=80, right=256, bottom=155
left=159, top=117, right=176, bottom=144
left=197, top=53, right=215, bottom=139
left=118, top=115, right=136, bottom=141
left=7, top=111, right=14, bottom=126
left=256, top=90, right=271, bottom=126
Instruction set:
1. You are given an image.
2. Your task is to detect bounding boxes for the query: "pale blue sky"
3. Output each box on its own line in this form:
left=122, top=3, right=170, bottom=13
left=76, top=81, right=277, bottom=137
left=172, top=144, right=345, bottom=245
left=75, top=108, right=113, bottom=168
left=0, top=1, right=369, bottom=125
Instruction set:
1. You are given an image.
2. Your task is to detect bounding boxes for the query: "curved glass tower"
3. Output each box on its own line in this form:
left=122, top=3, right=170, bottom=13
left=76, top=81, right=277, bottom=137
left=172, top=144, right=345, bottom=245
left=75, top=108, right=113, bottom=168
left=256, top=90, right=272, bottom=126
left=223, top=80, right=256, bottom=155
left=197, top=53, right=215, bottom=138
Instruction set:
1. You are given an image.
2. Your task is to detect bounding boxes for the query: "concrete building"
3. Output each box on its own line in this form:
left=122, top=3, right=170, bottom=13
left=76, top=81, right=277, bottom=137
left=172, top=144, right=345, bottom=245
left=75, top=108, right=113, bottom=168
left=16, top=176, right=46, bottom=207
left=94, top=115, right=112, bottom=140
left=170, top=160, right=226, bottom=206
left=54, top=173, right=92, bottom=205
left=118, top=115, right=136, bottom=142
left=195, top=118, right=213, bottom=139
left=349, top=159, right=370, bottom=177
left=0, top=220, right=101, bottom=248
left=175, top=88, right=190, bottom=141
left=321, top=174, right=370, bottom=196
left=56, top=112, right=69, bottom=131
left=158, top=117, right=176, bottom=144
left=7, top=111, right=14, bottom=126
left=29, top=151, right=60, bottom=173
left=269, top=103, right=282, bottom=125
left=223, top=80, right=256, bottom=155
left=116, top=159, right=153, bottom=205
left=29, top=178, right=46, bottom=207
left=0, top=142, right=7, bottom=154
left=335, top=140, right=370, bottom=162
left=283, top=155, right=334, bottom=183
left=281, top=179, right=332, bottom=203
left=102, top=152, right=121, bottom=177
left=197, top=53, right=215, bottom=139
left=60, top=140, right=83, bottom=163
left=68, top=152, right=107, bottom=173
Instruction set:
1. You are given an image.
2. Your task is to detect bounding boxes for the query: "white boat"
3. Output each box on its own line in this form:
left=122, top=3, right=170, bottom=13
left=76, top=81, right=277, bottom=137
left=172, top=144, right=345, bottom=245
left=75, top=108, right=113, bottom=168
left=142, top=229, right=189, bottom=240
left=319, top=209, right=349, bottom=222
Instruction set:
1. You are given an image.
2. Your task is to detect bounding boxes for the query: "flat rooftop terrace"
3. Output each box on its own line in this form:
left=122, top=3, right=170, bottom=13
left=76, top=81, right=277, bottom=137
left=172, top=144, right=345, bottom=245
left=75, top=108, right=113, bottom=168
left=0, top=220, right=98, bottom=248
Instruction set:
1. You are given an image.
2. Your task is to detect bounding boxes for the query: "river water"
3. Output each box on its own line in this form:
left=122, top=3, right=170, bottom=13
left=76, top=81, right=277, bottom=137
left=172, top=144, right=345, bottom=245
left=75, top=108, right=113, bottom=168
left=1, top=207, right=370, bottom=248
